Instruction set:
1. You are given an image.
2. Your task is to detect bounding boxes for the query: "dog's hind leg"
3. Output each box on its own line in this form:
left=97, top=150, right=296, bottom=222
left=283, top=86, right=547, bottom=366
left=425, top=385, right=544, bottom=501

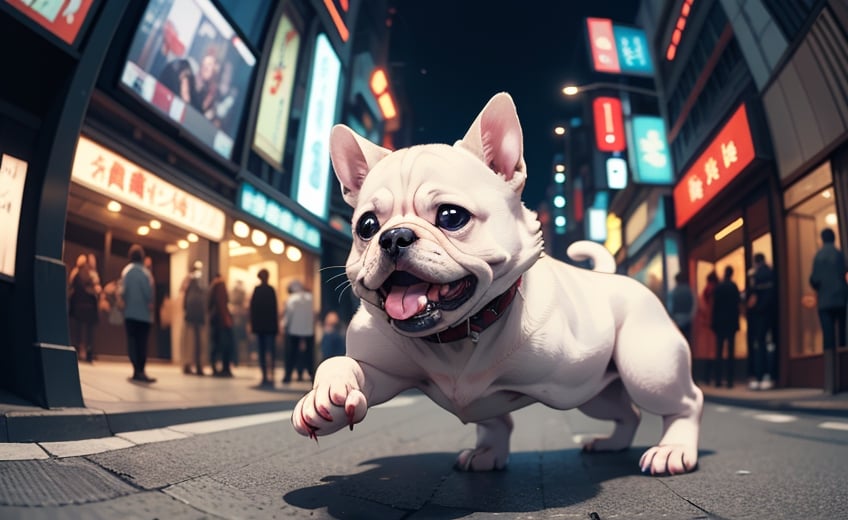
left=455, top=413, right=513, bottom=471
left=578, top=378, right=641, bottom=452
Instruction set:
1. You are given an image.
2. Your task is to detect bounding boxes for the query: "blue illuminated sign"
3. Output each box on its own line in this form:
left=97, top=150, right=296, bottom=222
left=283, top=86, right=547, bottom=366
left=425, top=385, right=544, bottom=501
left=613, top=25, right=654, bottom=76
left=238, top=183, right=322, bottom=250
left=631, top=116, right=673, bottom=185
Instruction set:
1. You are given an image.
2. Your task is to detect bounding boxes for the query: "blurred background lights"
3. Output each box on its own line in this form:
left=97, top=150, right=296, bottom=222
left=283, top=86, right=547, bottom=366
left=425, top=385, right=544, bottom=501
left=149, top=219, right=162, bottom=230
left=137, top=225, right=150, bottom=236
left=553, top=195, right=566, bottom=208
left=251, top=229, right=268, bottom=247
left=286, top=246, right=302, bottom=262
left=555, top=215, right=566, bottom=227
left=187, top=232, right=199, bottom=243
left=177, top=239, right=189, bottom=249
left=269, top=238, right=285, bottom=255
left=233, top=220, right=250, bottom=238
left=554, top=172, right=566, bottom=184
left=107, top=200, right=122, bottom=212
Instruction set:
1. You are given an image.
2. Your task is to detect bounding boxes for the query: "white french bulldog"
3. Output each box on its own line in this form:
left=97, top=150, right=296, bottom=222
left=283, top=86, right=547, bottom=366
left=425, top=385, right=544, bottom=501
left=292, top=92, right=703, bottom=475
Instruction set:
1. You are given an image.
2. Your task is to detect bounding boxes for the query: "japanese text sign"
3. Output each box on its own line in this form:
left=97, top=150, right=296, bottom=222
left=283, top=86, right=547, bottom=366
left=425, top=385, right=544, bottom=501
left=593, top=97, right=626, bottom=152
left=587, top=18, right=654, bottom=76
left=7, top=0, right=94, bottom=46
left=238, top=182, right=321, bottom=251
left=631, top=116, right=673, bottom=184
left=672, top=105, right=755, bottom=227
left=0, top=154, right=27, bottom=278
left=71, top=137, right=226, bottom=241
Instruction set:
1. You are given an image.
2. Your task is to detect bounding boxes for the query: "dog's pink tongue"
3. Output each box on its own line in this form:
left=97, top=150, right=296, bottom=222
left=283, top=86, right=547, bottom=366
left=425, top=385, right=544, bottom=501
left=385, top=283, right=429, bottom=320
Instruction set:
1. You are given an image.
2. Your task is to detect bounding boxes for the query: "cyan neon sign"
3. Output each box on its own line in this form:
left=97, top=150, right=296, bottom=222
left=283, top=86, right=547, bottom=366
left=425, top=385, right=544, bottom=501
left=238, top=183, right=321, bottom=250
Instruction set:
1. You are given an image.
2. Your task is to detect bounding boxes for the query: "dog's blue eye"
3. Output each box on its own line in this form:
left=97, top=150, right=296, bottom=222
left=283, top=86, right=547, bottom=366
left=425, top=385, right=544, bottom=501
left=436, top=205, right=471, bottom=231
left=356, top=212, right=380, bottom=240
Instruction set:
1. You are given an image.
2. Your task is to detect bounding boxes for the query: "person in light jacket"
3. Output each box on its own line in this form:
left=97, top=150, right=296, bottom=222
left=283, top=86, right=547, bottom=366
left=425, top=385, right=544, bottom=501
left=119, top=244, right=155, bottom=383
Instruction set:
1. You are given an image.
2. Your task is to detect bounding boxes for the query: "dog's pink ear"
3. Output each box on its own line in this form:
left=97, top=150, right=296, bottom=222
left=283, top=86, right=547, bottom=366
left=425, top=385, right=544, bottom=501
left=456, top=92, right=526, bottom=191
left=330, top=125, right=391, bottom=207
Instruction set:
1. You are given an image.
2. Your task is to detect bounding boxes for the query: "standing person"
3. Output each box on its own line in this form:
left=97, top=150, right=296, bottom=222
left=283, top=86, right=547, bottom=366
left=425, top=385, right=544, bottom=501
left=320, top=311, right=346, bottom=360
left=119, top=244, right=156, bottom=383
left=281, top=280, right=315, bottom=384
left=230, top=279, right=248, bottom=366
left=667, top=272, right=697, bottom=344
left=249, top=269, right=279, bottom=386
left=710, top=266, right=741, bottom=388
left=695, top=271, right=719, bottom=383
left=208, top=272, right=234, bottom=377
left=809, top=227, right=848, bottom=394
left=68, top=253, right=100, bottom=363
left=180, top=261, right=207, bottom=376
left=747, top=253, right=777, bottom=390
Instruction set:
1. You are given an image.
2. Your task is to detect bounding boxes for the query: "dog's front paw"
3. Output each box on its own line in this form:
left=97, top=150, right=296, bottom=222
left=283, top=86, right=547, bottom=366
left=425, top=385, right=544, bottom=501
left=455, top=447, right=508, bottom=471
left=291, top=358, right=368, bottom=439
left=639, top=444, right=698, bottom=475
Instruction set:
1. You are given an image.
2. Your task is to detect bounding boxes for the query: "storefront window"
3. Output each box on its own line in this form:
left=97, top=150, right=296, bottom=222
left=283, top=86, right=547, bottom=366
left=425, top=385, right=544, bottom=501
left=784, top=161, right=840, bottom=358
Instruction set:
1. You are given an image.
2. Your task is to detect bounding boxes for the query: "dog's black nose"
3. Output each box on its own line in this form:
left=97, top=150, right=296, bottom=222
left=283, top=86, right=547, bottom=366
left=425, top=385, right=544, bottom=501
left=379, top=228, right=418, bottom=259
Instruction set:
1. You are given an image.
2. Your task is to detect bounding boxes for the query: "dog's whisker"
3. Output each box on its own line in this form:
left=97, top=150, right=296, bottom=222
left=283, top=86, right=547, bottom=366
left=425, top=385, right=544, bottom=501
left=337, top=283, right=352, bottom=303
left=319, top=265, right=347, bottom=272
left=326, top=271, right=349, bottom=283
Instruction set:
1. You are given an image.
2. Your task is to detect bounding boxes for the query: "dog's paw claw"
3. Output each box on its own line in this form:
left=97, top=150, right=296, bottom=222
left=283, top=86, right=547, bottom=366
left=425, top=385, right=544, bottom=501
left=455, top=447, right=507, bottom=472
left=639, top=445, right=697, bottom=476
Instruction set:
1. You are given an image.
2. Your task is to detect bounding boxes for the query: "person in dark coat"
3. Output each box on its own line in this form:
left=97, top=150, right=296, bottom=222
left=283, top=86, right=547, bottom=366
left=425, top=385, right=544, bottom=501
left=809, top=227, right=848, bottom=394
left=68, top=253, right=100, bottom=363
left=747, top=253, right=777, bottom=390
left=208, top=273, right=234, bottom=377
left=250, top=269, right=279, bottom=386
left=711, top=265, right=741, bottom=387
left=320, top=311, right=346, bottom=360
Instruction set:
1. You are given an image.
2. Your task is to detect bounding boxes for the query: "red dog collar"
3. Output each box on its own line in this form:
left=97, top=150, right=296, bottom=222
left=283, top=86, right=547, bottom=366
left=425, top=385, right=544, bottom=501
left=423, top=277, right=522, bottom=343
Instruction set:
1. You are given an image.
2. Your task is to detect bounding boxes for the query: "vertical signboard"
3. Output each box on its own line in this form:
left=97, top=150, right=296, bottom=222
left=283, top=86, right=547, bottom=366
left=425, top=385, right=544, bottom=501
left=672, top=105, right=756, bottom=227
left=587, top=17, right=654, bottom=77
left=0, top=154, right=27, bottom=279
left=631, top=116, right=673, bottom=184
left=592, top=96, right=626, bottom=152
left=293, top=33, right=341, bottom=219
left=252, top=11, right=301, bottom=169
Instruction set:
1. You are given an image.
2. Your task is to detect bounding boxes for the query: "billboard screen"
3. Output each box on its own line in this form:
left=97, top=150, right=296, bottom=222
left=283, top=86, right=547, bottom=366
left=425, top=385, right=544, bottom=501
left=120, top=0, right=256, bottom=161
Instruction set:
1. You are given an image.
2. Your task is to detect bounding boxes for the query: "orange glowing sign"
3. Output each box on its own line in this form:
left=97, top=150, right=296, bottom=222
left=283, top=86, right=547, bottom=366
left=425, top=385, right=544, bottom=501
left=672, top=104, right=756, bottom=227
left=323, top=0, right=350, bottom=42
left=370, top=68, right=397, bottom=120
left=592, top=97, right=626, bottom=152
left=666, top=0, right=694, bottom=61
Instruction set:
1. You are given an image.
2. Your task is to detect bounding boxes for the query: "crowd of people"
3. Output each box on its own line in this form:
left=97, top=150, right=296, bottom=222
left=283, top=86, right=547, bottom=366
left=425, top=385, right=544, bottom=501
left=668, top=227, right=847, bottom=393
left=68, top=243, right=345, bottom=386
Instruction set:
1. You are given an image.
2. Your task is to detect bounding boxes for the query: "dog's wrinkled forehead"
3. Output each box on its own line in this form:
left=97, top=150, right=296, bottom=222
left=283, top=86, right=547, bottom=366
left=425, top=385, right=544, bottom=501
left=329, top=92, right=526, bottom=210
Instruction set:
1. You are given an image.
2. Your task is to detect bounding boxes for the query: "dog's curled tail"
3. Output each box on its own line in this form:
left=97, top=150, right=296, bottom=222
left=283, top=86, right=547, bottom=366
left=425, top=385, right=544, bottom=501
left=566, top=240, right=616, bottom=274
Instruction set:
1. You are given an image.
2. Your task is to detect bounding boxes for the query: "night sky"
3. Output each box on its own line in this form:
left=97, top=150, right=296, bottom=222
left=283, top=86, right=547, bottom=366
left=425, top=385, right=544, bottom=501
left=387, top=1, right=641, bottom=210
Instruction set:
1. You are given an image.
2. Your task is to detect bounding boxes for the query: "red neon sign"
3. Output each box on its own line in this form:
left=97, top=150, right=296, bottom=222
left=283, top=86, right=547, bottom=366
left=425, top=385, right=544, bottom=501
left=666, top=0, right=695, bottom=61
left=587, top=18, right=621, bottom=73
left=672, top=104, right=756, bottom=227
left=592, top=97, right=626, bottom=152
left=323, top=0, right=350, bottom=42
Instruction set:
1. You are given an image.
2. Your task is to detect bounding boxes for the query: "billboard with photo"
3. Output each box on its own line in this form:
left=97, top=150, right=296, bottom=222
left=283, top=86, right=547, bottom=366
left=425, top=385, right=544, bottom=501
left=120, top=0, right=256, bottom=161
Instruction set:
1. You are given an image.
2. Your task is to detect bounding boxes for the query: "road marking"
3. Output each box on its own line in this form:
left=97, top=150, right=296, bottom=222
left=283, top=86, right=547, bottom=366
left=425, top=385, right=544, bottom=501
left=752, top=413, right=798, bottom=423
left=0, top=411, right=293, bottom=462
left=819, top=421, right=848, bottom=431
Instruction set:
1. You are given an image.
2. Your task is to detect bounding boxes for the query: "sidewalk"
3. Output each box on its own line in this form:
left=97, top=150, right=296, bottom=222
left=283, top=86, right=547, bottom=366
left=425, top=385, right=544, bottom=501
left=1, top=360, right=847, bottom=443
left=0, top=359, right=311, bottom=443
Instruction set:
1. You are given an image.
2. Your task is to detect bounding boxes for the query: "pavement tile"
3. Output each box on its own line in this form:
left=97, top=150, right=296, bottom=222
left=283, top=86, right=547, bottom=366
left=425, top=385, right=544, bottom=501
left=0, top=443, right=49, bottom=461
left=40, top=435, right=135, bottom=458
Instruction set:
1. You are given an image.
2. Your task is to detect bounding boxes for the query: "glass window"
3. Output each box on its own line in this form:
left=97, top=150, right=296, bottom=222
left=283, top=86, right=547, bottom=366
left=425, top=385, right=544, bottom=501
left=217, top=0, right=274, bottom=49
left=785, top=168, right=840, bottom=358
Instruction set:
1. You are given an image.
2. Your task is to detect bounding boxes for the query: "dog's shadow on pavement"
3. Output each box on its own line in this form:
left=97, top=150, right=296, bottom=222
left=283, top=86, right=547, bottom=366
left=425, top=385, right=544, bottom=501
left=283, top=447, right=712, bottom=518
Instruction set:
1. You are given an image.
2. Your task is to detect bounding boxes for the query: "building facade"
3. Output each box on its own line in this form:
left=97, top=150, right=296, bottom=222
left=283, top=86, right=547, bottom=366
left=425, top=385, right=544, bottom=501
left=0, top=0, right=400, bottom=407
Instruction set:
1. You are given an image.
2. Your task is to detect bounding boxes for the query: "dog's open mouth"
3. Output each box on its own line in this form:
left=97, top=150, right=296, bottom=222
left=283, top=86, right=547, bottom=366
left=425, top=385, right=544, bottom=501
left=379, top=271, right=476, bottom=332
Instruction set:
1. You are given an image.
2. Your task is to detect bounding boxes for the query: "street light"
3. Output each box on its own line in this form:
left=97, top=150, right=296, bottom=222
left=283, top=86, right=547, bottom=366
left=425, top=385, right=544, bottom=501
left=562, top=82, right=658, bottom=98
left=554, top=126, right=566, bottom=136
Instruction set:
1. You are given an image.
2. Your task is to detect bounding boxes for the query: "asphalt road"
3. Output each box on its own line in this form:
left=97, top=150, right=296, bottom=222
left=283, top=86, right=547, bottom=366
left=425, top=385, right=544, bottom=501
left=1, top=391, right=847, bottom=519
